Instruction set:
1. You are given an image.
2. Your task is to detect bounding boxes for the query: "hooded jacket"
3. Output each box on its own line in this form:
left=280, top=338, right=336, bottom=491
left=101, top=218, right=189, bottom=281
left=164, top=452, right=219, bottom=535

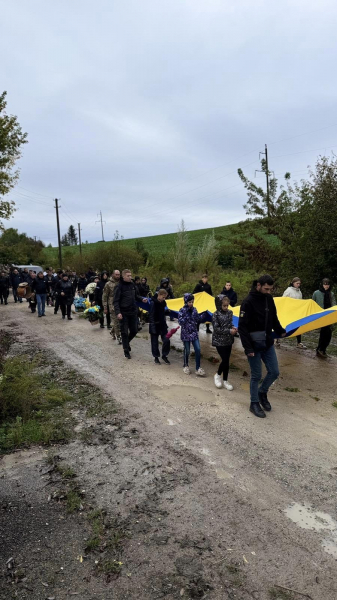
left=178, top=294, right=201, bottom=341
left=149, top=297, right=168, bottom=336
left=283, top=286, right=302, bottom=300
left=212, top=295, right=234, bottom=347
left=138, top=278, right=151, bottom=297
left=238, top=288, right=285, bottom=355
left=220, top=286, right=237, bottom=307
left=155, top=278, right=174, bottom=299
left=193, top=280, right=213, bottom=295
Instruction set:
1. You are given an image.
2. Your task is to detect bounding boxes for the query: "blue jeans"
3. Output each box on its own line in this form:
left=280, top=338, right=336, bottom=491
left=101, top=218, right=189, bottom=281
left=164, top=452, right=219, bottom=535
left=247, top=344, right=280, bottom=403
left=183, top=339, right=201, bottom=371
left=36, top=293, right=46, bottom=316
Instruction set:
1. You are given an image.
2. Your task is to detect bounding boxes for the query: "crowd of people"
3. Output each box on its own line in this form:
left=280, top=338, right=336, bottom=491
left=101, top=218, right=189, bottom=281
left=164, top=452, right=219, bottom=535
left=1, top=265, right=336, bottom=419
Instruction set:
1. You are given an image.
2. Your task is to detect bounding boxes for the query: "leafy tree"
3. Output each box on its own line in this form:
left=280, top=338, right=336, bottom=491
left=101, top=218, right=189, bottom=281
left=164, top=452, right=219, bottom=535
left=61, top=234, right=70, bottom=246
left=0, top=227, right=44, bottom=264
left=282, top=155, right=337, bottom=291
left=173, top=220, right=192, bottom=281
left=134, top=238, right=149, bottom=263
left=67, top=225, right=78, bottom=245
left=238, top=159, right=291, bottom=233
left=195, top=231, right=219, bottom=274
left=0, top=92, right=28, bottom=227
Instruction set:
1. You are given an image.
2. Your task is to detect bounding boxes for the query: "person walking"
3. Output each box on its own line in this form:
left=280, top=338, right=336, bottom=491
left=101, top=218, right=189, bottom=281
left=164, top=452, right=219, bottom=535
left=113, top=269, right=148, bottom=359
left=238, top=275, right=286, bottom=418
left=139, top=277, right=151, bottom=298
left=313, top=278, right=336, bottom=358
left=0, top=271, right=9, bottom=305
left=149, top=288, right=171, bottom=364
left=10, top=269, right=22, bottom=303
left=31, top=271, right=48, bottom=317
left=102, top=270, right=121, bottom=340
left=45, top=270, right=56, bottom=306
left=77, top=273, right=88, bottom=297
left=55, top=273, right=74, bottom=320
left=178, top=293, right=205, bottom=376
left=27, top=271, right=37, bottom=313
left=276, top=277, right=306, bottom=348
left=212, top=295, right=237, bottom=390
left=193, top=274, right=213, bottom=333
left=220, top=281, right=237, bottom=307
left=95, top=271, right=109, bottom=328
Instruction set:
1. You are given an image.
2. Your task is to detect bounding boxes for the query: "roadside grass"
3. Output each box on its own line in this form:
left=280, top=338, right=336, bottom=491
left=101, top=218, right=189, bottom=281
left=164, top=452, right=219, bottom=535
left=0, top=347, right=117, bottom=453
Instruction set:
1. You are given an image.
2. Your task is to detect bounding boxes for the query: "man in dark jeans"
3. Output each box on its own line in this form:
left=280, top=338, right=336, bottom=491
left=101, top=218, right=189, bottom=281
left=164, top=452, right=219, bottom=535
left=114, top=269, right=148, bottom=359
left=238, top=274, right=286, bottom=418
left=10, top=269, right=22, bottom=303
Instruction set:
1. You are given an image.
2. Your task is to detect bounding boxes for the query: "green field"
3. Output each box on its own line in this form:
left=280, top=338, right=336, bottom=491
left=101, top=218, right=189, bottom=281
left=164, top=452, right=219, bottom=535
left=42, top=222, right=277, bottom=262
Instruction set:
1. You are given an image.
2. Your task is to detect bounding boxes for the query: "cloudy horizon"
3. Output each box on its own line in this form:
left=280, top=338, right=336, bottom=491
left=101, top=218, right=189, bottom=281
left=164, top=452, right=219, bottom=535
left=2, top=0, right=337, bottom=246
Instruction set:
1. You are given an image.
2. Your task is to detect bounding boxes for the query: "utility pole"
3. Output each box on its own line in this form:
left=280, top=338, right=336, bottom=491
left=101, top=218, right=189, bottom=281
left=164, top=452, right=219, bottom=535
left=54, top=198, right=62, bottom=269
left=78, top=223, right=82, bottom=256
left=95, top=210, right=106, bottom=242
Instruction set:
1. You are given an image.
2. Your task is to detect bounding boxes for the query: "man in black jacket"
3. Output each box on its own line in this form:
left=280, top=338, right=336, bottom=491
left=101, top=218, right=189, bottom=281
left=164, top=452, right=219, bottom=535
left=238, top=275, right=286, bottom=419
left=220, top=281, right=237, bottom=307
left=114, top=269, right=148, bottom=358
left=193, top=274, right=213, bottom=333
left=0, top=272, right=9, bottom=305
left=149, top=289, right=170, bottom=364
left=10, top=269, right=22, bottom=303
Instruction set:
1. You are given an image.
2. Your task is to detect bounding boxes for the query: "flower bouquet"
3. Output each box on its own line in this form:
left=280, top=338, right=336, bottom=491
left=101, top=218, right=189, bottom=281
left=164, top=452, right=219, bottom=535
left=73, top=297, right=87, bottom=313
left=80, top=304, right=103, bottom=325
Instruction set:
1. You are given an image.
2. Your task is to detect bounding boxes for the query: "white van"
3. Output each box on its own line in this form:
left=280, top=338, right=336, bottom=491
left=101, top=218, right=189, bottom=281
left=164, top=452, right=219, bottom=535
left=14, top=264, right=44, bottom=273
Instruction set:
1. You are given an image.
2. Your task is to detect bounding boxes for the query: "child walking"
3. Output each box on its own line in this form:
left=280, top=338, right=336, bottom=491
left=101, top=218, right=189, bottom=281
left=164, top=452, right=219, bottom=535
left=149, top=289, right=171, bottom=364
left=178, top=293, right=205, bottom=376
left=212, top=295, right=237, bottom=390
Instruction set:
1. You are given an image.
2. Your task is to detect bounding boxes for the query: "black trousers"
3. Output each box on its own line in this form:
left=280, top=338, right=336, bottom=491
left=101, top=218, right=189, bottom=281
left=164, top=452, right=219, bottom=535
left=54, top=295, right=60, bottom=313
left=100, top=308, right=111, bottom=327
left=0, top=292, right=8, bottom=304
left=120, top=313, right=138, bottom=351
left=317, top=326, right=332, bottom=353
left=60, top=302, right=71, bottom=318
left=216, top=345, right=232, bottom=380
left=151, top=333, right=170, bottom=358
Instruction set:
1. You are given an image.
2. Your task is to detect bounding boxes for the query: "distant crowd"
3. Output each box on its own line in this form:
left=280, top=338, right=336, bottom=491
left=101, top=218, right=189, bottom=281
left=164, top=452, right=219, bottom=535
left=0, top=265, right=335, bottom=419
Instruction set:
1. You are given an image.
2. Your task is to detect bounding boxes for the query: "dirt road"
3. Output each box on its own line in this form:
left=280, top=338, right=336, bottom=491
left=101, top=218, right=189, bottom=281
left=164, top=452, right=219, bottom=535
left=1, top=300, right=337, bottom=600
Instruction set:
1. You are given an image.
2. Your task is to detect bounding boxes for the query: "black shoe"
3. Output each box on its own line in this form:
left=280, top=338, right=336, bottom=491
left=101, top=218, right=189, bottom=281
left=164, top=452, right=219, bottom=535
left=62, top=316, right=65, bottom=320
left=107, top=325, right=112, bottom=329
left=258, top=391, right=271, bottom=411
left=100, top=325, right=105, bottom=328
left=154, top=357, right=161, bottom=364
left=162, top=356, right=170, bottom=364
left=38, top=315, right=42, bottom=317
left=124, top=351, right=131, bottom=359
left=249, top=403, right=266, bottom=418
left=68, top=317, right=73, bottom=320
left=206, top=327, right=212, bottom=334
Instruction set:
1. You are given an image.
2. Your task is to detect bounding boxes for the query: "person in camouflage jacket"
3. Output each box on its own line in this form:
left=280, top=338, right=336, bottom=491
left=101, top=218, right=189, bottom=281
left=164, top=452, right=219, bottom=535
left=102, top=270, right=121, bottom=340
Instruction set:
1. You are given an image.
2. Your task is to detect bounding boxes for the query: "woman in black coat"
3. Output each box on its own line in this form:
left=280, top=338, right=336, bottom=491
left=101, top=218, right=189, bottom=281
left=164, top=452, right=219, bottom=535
left=55, top=274, right=74, bottom=320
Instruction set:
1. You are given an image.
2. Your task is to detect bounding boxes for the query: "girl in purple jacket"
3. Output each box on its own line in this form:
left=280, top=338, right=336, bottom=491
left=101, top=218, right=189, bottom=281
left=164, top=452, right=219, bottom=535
left=178, top=293, right=205, bottom=376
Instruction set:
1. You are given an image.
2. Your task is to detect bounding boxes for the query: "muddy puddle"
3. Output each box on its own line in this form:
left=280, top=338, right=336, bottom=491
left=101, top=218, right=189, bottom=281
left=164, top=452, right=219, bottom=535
left=285, top=502, right=337, bottom=558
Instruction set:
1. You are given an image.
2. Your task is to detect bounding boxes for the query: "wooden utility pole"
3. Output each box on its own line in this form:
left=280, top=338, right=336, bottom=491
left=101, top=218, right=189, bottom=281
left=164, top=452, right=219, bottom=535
left=264, top=144, right=270, bottom=221
left=54, top=198, right=62, bottom=269
left=78, top=223, right=82, bottom=255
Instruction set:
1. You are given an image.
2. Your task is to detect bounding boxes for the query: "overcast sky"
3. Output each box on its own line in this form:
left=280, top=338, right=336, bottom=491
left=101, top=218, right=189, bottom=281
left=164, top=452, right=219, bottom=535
left=2, top=0, right=337, bottom=245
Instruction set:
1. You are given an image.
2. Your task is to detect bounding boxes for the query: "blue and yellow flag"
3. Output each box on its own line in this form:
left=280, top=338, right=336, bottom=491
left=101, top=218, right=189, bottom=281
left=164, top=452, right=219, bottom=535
left=162, top=292, right=337, bottom=338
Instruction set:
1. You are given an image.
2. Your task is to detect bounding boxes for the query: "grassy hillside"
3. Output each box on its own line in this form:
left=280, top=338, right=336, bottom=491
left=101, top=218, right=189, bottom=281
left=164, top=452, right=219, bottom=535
left=42, top=222, right=277, bottom=263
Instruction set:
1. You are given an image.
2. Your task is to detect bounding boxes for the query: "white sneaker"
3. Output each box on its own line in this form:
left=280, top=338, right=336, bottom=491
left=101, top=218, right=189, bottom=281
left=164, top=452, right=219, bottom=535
left=214, top=374, right=223, bottom=388
left=195, top=368, right=205, bottom=377
left=223, top=380, right=233, bottom=391
left=183, top=366, right=191, bottom=375
left=297, top=343, right=307, bottom=349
